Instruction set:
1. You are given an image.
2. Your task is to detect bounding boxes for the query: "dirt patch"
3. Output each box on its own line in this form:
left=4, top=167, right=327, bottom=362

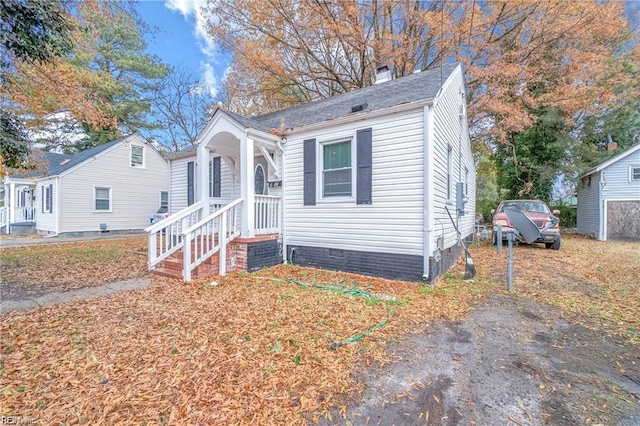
left=316, top=294, right=640, bottom=425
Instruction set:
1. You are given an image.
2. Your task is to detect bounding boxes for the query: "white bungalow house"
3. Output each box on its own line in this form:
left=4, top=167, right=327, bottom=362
left=1, top=134, right=169, bottom=236
left=147, top=63, right=476, bottom=282
left=576, top=143, right=640, bottom=241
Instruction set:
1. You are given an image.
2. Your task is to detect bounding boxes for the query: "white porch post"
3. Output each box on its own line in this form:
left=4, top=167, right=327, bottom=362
left=197, top=142, right=210, bottom=217
left=9, top=182, right=16, bottom=224
left=240, top=135, right=255, bottom=237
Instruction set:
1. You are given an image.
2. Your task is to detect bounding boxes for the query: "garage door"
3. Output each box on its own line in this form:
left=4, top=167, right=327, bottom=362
left=607, top=201, right=640, bottom=241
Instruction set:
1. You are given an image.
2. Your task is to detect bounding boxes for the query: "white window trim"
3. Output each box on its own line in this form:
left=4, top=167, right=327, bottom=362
left=630, top=165, right=640, bottom=182
left=94, top=186, right=112, bottom=212
left=42, top=185, right=53, bottom=213
left=317, top=135, right=355, bottom=203
left=130, top=144, right=146, bottom=168
left=160, top=191, right=169, bottom=209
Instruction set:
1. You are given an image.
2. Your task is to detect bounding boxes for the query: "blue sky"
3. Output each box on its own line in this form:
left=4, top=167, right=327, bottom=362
left=135, top=0, right=227, bottom=97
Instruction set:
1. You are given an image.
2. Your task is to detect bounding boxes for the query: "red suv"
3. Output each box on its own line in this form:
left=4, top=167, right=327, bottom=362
left=491, top=199, right=561, bottom=249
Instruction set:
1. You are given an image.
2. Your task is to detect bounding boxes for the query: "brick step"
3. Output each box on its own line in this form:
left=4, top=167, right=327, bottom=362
left=152, top=266, right=183, bottom=279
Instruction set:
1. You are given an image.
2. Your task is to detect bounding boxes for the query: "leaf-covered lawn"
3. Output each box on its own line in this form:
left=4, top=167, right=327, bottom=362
left=0, top=237, right=149, bottom=298
left=0, top=235, right=638, bottom=424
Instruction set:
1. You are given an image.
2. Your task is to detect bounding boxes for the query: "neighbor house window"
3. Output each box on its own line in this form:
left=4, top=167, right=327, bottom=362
left=131, top=145, right=145, bottom=167
left=94, top=187, right=111, bottom=211
left=160, top=191, right=169, bottom=212
left=631, top=166, right=640, bottom=181
left=41, top=185, right=53, bottom=213
left=323, top=140, right=352, bottom=196
left=465, top=166, right=469, bottom=195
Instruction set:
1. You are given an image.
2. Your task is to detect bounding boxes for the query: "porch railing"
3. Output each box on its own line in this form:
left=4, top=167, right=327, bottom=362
left=16, top=207, right=36, bottom=222
left=145, top=201, right=204, bottom=269
left=255, top=195, right=280, bottom=235
left=182, top=198, right=243, bottom=281
left=0, top=207, right=7, bottom=233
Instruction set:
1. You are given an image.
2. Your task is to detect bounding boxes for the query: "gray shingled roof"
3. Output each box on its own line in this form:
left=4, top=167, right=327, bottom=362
left=251, top=62, right=459, bottom=131
left=170, top=63, right=459, bottom=158
left=11, top=135, right=130, bottom=178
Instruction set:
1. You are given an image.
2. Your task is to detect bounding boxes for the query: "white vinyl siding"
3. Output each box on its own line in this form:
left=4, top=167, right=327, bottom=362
left=601, top=152, right=640, bottom=200
left=285, top=109, right=426, bottom=256
left=34, top=178, right=57, bottom=234
left=58, top=135, right=168, bottom=234
left=431, top=70, right=476, bottom=250
left=169, top=154, right=239, bottom=214
left=577, top=172, right=601, bottom=238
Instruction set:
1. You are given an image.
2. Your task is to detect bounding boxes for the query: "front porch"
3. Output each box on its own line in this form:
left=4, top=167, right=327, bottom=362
left=1, top=180, right=37, bottom=234
left=146, top=109, right=285, bottom=281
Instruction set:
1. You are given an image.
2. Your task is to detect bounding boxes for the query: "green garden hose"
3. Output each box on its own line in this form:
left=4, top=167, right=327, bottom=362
left=255, top=277, right=394, bottom=350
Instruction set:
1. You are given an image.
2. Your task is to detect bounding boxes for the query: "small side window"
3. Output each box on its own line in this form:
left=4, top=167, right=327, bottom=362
left=159, top=191, right=169, bottom=213
left=131, top=145, right=145, bottom=168
left=95, top=187, right=111, bottom=211
left=631, top=166, right=640, bottom=182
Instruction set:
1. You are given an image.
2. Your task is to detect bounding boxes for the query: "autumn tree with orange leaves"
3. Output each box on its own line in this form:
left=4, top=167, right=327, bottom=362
left=1, top=0, right=169, bottom=157
left=205, top=0, right=639, bottom=198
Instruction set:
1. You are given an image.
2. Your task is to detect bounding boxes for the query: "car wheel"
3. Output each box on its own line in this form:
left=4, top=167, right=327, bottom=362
left=549, top=237, right=561, bottom=250
left=545, top=242, right=553, bottom=249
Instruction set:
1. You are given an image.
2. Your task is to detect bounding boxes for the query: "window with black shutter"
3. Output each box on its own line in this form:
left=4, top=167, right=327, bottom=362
left=356, top=128, right=372, bottom=204
left=187, top=161, right=195, bottom=205
left=209, top=156, right=221, bottom=197
left=303, top=138, right=316, bottom=205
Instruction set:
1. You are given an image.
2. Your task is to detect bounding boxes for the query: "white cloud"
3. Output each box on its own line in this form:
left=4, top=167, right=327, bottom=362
left=165, top=0, right=216, bottom=60
left=201, top=63, right=218, bottom=98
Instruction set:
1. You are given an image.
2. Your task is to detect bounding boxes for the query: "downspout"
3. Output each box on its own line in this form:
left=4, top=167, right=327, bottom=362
left=599, top=172, right=605, bottom=240
left=54, top=176, right=61, bottom=235
left=278, top=139, right=287, bottom=263
left=423, top=103, right=435, bottom=281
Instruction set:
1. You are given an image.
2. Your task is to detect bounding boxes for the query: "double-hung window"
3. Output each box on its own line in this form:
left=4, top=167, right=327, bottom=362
left=131, top=145, right=145, bottom=168
left=322, top=140, right=352, bottom=197
left=631, top=166, right=640, bottom=182
left=95, top=187, right=111, bottom=211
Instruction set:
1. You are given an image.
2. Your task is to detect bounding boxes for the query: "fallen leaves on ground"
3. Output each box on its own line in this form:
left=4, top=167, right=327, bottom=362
left=0, top=237, right=149, bottom=298
left=469, top=234, right=640, bottom=344
left=1, top=234, right=638, bottom=424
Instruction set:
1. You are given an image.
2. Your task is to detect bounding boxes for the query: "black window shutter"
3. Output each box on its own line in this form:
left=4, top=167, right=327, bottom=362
left=213, top=156, right=221, bottom=198
left=187, top=161, right=195, bottom=206
left=356, top=128, right=372, bottom=205
left=41, top=186, right=45, bottom=213
left=48, top=184, right=53, bottom=213
left=303, top=138, right=316, bottom=206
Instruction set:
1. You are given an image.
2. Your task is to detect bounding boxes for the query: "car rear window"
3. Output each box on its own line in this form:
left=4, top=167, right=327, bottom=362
left=499, top=201, right=550, bottom=214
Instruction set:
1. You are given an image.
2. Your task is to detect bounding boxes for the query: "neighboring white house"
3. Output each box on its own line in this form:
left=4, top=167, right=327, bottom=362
left=576, top=143, right=640, bottom=241
left=1, top=134, right=169, bottom=236
left=148, top=63, right=475, bottom=282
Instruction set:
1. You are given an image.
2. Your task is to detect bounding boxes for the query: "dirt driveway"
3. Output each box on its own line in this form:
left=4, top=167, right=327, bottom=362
left=317, top=295, right=639, bottom=425
left=316, top=238, right=640, bottom=425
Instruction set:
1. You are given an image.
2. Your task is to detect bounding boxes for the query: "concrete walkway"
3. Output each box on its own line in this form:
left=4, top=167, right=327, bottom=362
left=0, top=233, right=144, bottom=248
left=1, top=278, right=153, bottom=314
